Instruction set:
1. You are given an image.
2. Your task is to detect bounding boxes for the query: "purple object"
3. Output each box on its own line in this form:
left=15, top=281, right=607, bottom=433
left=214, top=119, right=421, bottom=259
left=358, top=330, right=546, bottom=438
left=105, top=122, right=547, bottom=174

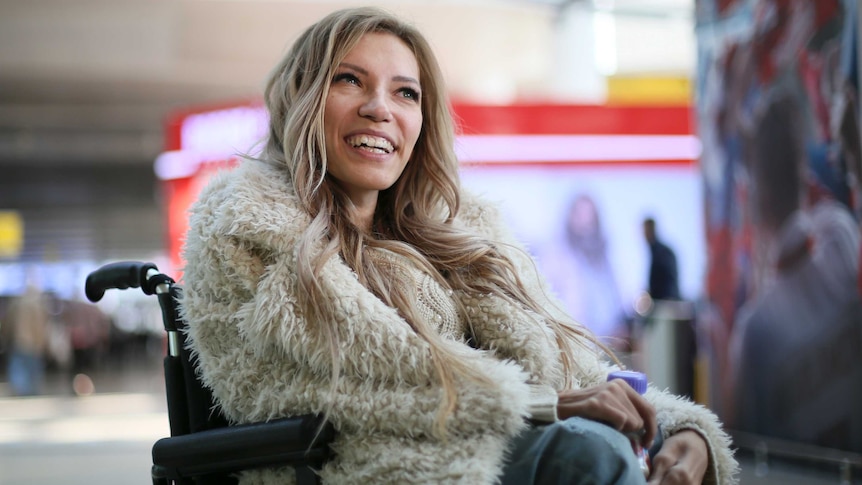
left=608, top=369, right=652, bottom=477
left=607, top=370, right=648, bottom=395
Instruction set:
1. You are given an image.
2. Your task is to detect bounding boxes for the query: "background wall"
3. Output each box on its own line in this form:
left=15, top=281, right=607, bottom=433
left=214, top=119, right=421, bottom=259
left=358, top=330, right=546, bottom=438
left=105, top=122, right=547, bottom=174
left=0, top=0, right=696, bottom=275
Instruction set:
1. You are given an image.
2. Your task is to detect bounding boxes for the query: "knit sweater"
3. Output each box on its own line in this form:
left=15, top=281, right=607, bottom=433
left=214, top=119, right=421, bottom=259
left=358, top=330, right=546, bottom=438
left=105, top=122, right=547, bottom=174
left=180, top=159, right=739, bottom=484
left=369, top=247, right=560, bottom=423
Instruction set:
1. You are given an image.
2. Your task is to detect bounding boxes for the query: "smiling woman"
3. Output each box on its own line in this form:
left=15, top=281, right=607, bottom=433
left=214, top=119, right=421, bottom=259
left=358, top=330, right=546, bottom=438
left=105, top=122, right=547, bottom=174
left=323, top=32, right=423, bottom=229
left=178, top=6, right=739, bottom=485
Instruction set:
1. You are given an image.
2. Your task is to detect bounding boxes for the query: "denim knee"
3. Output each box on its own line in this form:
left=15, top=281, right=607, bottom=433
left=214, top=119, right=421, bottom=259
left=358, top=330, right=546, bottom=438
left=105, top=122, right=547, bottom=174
left=501, top=417, right=646, bottom=485
left=557, top=417, right=645, bottom=483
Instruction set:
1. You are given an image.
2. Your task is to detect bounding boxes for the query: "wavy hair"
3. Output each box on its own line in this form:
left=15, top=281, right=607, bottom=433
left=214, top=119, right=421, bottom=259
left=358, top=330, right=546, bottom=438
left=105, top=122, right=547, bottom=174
left=259, top=6, right=608, bottom=436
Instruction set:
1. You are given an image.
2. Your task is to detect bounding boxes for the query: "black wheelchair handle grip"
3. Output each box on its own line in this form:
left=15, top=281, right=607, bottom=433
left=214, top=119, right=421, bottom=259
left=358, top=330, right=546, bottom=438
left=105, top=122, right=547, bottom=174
left=85, top=261, right=159, bottom=302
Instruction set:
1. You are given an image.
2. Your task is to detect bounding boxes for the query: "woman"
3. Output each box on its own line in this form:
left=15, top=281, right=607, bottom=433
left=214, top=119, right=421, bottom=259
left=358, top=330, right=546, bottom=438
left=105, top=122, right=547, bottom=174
left=181, top=7, right=738, bottom=484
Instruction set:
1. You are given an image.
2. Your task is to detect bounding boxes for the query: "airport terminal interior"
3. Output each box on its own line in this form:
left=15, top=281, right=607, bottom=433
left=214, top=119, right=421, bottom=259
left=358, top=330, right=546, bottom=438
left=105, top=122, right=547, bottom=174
left=1, top=0, right=861, bottom=483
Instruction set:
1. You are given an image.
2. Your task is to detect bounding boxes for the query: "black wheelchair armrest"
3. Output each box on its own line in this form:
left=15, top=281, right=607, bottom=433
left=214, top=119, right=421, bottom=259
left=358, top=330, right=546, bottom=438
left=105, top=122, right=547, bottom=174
left=152, top=414, right=335, bottom=479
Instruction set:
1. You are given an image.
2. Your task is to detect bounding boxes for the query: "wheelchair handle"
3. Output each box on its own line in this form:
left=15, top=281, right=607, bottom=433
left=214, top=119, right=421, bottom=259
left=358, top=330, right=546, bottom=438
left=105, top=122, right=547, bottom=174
left=85, top=261, right=160, bottom=302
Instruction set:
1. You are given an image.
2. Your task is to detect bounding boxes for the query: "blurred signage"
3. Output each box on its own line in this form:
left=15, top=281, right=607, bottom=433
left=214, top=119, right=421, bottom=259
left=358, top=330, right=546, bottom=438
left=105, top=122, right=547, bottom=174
left=180, top=105, right=267, bottom=158
left=606, top=76, right=692, bottom=106
left=0, top=210, right=23, bottom=258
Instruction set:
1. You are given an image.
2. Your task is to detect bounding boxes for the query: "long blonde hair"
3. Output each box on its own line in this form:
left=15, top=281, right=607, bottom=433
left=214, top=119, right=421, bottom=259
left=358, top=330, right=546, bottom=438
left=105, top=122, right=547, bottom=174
left=261, top=7, right=608, bottom=436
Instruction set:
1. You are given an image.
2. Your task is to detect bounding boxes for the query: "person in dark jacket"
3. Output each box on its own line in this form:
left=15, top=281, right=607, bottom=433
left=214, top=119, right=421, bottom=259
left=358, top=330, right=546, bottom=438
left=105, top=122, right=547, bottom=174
left=643, top=217, right=681, bottom=301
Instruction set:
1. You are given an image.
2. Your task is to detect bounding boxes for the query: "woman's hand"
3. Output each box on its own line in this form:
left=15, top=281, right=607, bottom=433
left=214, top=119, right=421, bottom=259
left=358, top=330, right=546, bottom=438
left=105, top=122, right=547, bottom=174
left=647, top=429, right=709, bottom=484
left=556, top=380, right=657, bottom=449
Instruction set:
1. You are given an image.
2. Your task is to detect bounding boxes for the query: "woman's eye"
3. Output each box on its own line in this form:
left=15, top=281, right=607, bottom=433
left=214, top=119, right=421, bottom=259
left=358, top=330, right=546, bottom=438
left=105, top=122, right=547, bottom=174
left=399, top=88, right=421, bottom=102
left=333, top=73, right=359, bottom=85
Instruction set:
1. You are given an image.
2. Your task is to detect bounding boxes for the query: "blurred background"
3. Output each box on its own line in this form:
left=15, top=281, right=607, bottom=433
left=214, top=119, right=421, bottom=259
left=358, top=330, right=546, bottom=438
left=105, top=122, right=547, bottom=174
left=1, top=0, right=861, bottom=483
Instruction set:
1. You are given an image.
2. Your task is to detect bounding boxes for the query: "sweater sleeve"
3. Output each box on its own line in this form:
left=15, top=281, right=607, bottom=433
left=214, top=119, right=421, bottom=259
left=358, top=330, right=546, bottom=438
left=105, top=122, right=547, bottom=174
left=527, top=383, right=559, bottom=423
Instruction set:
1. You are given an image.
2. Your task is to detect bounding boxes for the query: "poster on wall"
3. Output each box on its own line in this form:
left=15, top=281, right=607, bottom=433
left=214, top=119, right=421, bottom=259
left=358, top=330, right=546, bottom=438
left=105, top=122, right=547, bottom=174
left=695, top=0, right=862, bottom=453
left=460, top=163, right=704, bottom=351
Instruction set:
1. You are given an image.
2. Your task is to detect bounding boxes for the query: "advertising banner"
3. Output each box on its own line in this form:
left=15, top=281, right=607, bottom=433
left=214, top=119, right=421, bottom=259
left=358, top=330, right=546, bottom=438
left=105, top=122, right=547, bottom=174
left=695, top=0, right=862, bottom=453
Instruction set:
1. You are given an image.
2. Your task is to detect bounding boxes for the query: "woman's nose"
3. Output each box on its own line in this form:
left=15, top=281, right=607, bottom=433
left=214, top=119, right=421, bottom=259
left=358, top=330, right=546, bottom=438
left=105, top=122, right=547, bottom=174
left=358, top=92, right=392, bottom=122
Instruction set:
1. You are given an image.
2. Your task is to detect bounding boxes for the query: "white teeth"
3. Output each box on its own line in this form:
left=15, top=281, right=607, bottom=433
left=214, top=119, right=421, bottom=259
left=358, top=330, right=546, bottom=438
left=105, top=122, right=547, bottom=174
left=347, top=135, right=393, bottom=153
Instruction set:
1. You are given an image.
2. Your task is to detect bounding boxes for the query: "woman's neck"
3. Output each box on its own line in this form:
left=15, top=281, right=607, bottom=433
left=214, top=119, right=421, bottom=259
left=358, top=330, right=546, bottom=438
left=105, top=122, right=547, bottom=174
left=343, top=191, right=378, bottom=234
left=349, top=205, right=373, bottom=233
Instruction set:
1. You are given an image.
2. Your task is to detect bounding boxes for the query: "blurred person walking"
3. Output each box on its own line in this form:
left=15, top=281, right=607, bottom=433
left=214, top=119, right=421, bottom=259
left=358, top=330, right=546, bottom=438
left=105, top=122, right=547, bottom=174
left=6, top=285, right=50, bottom=396
left=643, top=217, right=681, bottom=301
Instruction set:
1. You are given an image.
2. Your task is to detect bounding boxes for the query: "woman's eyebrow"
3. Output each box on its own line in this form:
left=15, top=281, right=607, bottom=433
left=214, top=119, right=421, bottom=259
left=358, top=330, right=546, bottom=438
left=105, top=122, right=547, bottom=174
left=339, top=62, right=420, bottom=86
left=394, top=75, right=420, bottom=87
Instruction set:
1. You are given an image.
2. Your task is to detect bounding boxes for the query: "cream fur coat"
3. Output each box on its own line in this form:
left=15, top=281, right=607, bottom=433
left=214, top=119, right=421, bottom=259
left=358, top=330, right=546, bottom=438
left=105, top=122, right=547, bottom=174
left=181, top=160, right=738, bottom=484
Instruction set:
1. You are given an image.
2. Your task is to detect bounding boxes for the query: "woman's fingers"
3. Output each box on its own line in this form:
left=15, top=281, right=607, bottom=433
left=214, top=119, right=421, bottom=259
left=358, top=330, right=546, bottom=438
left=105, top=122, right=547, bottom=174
left=602, top=379, right=656, bottom=448
left=556, top=381, right=657, bottom=447
left=625, top=382, right=657, bottom=447
left=605, top=379, right=650, bottom=436
left=647, top=430, right=709, bottom=485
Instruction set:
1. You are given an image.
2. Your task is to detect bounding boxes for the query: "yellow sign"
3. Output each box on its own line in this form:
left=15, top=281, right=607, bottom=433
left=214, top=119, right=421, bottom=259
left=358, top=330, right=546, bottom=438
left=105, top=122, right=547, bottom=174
left=0, top=211, right=23, bottom=258
left=606, top=76, right=692, bottom=105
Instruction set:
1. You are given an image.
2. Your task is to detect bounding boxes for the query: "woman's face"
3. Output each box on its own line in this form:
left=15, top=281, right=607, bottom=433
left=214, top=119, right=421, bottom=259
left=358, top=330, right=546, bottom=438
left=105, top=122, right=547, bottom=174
left=323, top=32, right=423, bottom=210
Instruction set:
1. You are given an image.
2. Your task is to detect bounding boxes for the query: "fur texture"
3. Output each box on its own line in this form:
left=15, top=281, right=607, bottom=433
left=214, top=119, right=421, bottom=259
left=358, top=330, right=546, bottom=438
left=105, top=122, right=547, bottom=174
left=181, top=160, right=738, bottom=484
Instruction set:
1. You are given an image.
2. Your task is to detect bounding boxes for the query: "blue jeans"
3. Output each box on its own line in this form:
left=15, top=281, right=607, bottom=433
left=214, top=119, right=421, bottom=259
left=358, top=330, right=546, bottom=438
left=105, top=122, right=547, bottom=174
left=501, top=417, right=648, bottom=485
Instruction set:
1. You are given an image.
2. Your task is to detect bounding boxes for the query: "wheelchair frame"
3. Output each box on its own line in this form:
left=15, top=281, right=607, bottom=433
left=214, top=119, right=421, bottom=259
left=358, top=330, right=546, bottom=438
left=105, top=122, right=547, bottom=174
left=85, top=261, right=335, bottom=485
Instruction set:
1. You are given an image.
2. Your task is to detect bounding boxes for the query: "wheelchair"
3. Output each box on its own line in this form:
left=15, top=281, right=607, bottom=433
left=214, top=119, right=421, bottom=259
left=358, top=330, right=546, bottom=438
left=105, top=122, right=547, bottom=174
left=85, top=261, right=335, bottom=485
